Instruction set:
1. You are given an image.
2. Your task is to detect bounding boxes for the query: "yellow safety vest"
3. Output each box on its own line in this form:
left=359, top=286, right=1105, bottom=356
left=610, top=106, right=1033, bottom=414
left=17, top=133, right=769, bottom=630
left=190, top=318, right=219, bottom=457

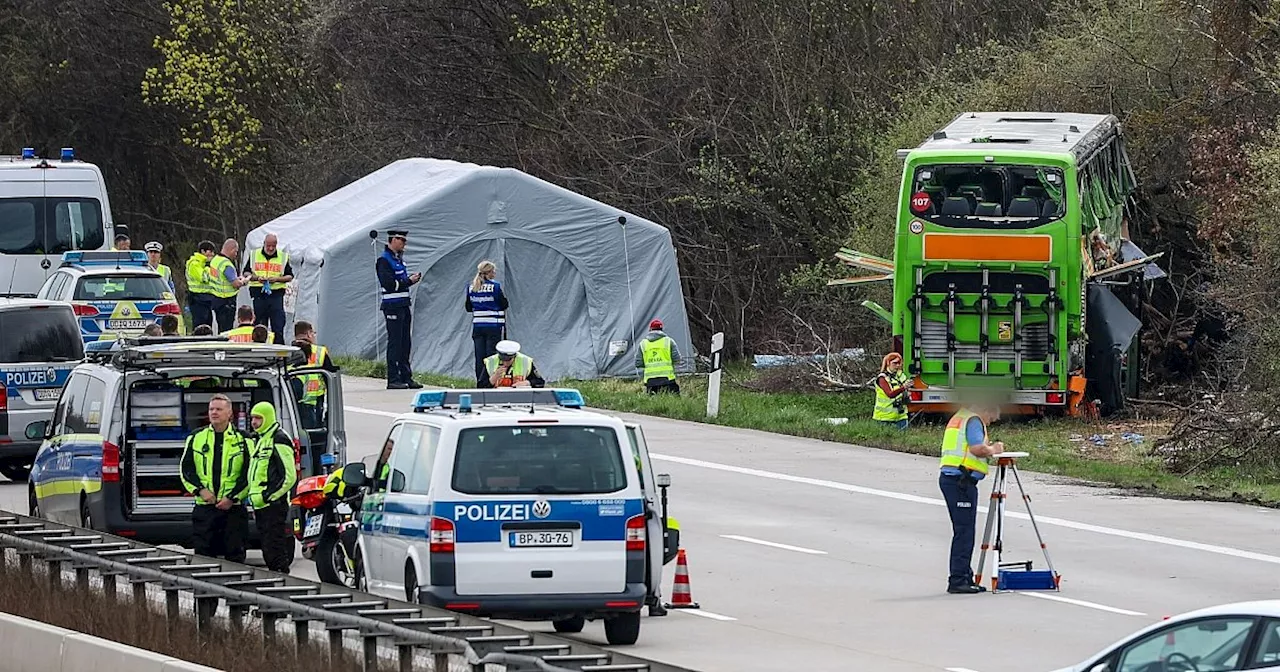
left=640, top=337, right=676, bottom=383
left=208, top=255, right=238, bottom=299
left=485, top=353, right=532, bottom=387
left=180, top=426, right=250, bottom=504
left=155, top=263, right=173, bottom=286
left=226, top=325, right=263, bottom=343
left=299, top=344, right=328, bottom=404
left=185, top=253, right=211, bottom=295
left=249, top=249, right=289, bottom=289
left=939, top=409, right=990, bottom=476
left=873, top=370, right=909, bottom=422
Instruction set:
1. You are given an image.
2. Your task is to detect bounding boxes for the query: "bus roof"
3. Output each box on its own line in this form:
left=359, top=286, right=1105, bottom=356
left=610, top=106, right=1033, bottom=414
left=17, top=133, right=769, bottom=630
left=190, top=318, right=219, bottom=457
left=902, top=111, right=1121, bottom=163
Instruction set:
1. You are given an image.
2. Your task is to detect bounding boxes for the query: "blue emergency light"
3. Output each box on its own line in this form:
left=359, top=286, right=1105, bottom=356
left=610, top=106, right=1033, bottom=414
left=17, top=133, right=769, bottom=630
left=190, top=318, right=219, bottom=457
left=411, top=388, right=585, bottom=411
left=553, top=389, right=584, bottom=408
left=62, top=250, right=149, bottom=266
left=320, top=453, right=336, bottom=467
left=21, top=147, right=35, bottom=160
left=60, top=147, right=74, bottom=162
left=459, top=393, right=472, bottom=413
left=412, top=390, right=448, bottom=409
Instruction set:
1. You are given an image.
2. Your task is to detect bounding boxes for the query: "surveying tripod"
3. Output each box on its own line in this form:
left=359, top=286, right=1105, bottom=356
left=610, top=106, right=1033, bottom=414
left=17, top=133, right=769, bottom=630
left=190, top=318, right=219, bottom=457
left=972, top=452, right=1061, bottom=593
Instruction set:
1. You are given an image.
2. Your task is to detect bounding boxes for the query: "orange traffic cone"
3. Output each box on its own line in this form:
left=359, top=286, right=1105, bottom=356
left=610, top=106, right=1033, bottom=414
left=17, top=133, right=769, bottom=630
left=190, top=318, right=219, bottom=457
left=664, top=548, right=700, bottom=610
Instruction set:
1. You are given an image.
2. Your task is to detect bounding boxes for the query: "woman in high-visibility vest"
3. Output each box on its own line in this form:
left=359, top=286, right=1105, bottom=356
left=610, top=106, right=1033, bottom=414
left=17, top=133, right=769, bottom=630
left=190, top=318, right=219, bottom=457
left=873, top=353, right=910, bottom=429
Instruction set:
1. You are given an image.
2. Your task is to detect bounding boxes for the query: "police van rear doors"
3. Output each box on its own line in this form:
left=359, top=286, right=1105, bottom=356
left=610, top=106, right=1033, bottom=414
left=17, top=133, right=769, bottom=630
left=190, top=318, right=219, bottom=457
left=444, top=421, right=643, bottom=596
left=624, top=422, right=667, bottom=598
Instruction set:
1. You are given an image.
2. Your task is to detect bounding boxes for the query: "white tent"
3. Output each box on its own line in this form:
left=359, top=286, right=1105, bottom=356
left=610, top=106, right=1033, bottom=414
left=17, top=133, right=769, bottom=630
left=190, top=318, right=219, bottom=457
left=244, top=158, right=692, bottom=382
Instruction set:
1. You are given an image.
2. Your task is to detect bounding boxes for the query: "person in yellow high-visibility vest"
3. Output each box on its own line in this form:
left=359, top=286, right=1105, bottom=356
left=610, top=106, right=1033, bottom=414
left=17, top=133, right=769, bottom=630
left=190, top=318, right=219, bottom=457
left=873, top=353, right=910, bottom=429
left=144, top=241, right=175, bottom=295
left=938, top=405, right=1004, bottom=594
left=186, top=240, right=217, bottom=330
left=225, top=305, right=275, bottom=343
left=243, top=233, right=294, bottom=346
left=636, top=318, right=681, bottom=395
left=291, top=320, right=337, bottom=429
left=208, top=238, right=248, bottom=333
left=483, top=340, right=546, bottom=388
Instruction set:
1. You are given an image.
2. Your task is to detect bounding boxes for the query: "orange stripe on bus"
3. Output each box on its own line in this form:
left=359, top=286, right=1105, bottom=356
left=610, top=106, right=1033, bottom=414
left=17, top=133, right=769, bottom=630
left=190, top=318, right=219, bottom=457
left=923, top=234, right=1052, bottom=262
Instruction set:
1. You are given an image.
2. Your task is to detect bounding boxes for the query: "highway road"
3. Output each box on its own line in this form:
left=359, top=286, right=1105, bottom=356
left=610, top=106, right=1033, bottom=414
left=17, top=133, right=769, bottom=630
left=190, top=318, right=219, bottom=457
left=4, top=374, right=1280, bottom=672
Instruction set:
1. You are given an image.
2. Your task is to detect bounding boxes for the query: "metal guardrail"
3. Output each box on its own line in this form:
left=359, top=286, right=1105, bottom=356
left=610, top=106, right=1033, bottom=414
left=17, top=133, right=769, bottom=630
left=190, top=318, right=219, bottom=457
left=0, top=511, right=694, bottom=672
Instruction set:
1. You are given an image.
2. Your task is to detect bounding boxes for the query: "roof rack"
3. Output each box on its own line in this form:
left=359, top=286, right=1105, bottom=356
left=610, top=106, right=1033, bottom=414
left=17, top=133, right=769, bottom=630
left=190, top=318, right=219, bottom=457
left=412, top=388, right=585, bottom=412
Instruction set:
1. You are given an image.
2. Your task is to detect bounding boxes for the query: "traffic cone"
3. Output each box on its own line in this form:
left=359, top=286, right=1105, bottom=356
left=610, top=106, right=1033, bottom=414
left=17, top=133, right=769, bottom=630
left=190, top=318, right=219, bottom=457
left=664, top=548, right=700, bottom=609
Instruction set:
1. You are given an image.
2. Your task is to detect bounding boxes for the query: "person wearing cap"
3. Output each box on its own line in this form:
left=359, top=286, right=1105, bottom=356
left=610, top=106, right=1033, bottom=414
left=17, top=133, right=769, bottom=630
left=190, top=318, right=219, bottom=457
left=243, top=233, right=293, bottom=346
left=635, top=318, right=681, bottom=395
left=465, top=260, right=509, bottom=385
left=186, top=240, right=218, bottom=330
left=246, top=401, right=298, bottom=573
left=375, top=229, right=423, bottom=390
left=938, top=404, right=1004, bottom=594
left=111, top=233, right=130, bottom=251
left=144, top=241, right=175, bottom=294
left=873, top=352, right=910, bottom=429
left=483, top=340, right=546, bottom=388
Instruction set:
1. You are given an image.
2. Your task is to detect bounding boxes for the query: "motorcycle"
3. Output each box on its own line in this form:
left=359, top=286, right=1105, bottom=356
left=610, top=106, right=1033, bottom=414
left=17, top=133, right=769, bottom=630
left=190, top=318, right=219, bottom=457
left=289, top=454, right=361, bottom=587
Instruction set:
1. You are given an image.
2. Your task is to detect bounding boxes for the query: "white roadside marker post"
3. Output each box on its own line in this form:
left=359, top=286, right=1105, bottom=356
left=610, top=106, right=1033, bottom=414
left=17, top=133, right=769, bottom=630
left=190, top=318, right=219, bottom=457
left=707, top=332, right=724, bottom=418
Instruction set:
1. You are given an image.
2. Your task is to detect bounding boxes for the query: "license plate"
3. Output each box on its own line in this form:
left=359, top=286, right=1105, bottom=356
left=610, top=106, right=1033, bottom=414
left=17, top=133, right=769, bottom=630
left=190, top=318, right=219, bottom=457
left=34, top=388, right=60, bottom=401
left=106, top=319, right=148, bottom=330
left=303, top=515, right=324, bottom=538
left=509, top=531, right=573, bottom=548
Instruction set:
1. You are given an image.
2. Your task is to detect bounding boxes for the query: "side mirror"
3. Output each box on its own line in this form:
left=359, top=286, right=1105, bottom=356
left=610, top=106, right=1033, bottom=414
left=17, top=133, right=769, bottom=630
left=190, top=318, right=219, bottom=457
left=390, top=469, right=406, bottom=493
left=655, top=473, right=671, bottom=487
left=25, top=420, right=49, bottom=441
left=341, top=462, right=367, bottom=487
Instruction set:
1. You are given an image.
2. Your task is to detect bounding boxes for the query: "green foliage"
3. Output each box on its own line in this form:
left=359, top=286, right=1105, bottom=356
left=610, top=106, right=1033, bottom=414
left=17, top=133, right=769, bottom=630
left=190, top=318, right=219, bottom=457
left=142, top=0, right=315, bottom=174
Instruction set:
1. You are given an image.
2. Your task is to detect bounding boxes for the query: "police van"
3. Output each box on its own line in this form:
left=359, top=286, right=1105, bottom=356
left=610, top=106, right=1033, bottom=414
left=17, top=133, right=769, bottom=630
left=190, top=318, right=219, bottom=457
left=338, top=388, right=678, bottom=646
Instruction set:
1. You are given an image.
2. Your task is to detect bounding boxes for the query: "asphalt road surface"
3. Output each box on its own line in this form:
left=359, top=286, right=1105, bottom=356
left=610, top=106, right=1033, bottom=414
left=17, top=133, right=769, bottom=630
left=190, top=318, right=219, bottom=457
left=3, top=375, right=1279, bottom=672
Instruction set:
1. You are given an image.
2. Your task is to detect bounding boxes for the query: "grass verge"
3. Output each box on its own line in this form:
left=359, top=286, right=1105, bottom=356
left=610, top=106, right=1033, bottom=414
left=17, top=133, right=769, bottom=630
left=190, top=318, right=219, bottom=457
left=336, top=357, right=1280, bottom=506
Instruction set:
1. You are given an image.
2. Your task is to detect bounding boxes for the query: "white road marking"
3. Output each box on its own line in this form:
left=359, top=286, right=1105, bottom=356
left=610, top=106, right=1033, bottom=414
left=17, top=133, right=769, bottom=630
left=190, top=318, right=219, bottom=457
left=674, top=608, right=738, bottom=621
left=945, top=667, right=984, bottom=672
left=720, top=534, right=827, bottom=555
left=645, top=452, right=1280, bottom=566
left=1018, top=592, right=1146, bottom=616
left=342, top=405, right=1280, bottom=566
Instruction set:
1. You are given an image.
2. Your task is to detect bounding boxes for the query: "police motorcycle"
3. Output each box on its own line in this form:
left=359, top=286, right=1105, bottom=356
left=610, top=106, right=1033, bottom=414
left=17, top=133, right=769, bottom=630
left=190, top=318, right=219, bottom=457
left=289, top=453, right=362, bottom=586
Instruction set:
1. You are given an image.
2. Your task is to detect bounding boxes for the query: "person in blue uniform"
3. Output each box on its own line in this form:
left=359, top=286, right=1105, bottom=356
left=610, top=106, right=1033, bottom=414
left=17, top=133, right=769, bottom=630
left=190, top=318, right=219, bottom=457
left=464, top=260, right=509, bottom=385
left=375, top=229, right=423, bottom=390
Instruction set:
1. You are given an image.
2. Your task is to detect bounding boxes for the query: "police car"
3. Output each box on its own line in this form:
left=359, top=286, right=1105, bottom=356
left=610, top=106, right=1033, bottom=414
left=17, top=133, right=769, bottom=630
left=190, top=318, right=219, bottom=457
left=36, top=251, right=180, bottom=343
left=338, top=388, right=678, bottom=646
left=0, top=296, right=83, bottom=481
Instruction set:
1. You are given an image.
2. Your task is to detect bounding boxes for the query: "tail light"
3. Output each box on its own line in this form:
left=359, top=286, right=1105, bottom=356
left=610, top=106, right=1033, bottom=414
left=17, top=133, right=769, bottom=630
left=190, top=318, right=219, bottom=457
left=429, top=516, right=455, bottom=554
left=72, top=303, right=99, bottom=317
left=293, top=489, right=327, bottom=510
left=1046, top=392, right=1065, bottom=404
left=0, top=387, right=7, bottom=411
left=102, top=441, right=120, bottom=482
left=625, top=514, right=646, bottom=551
left=293, top=438, right=302, bottom=474
left=909, top=390, right=923, bottom=402
left=153, top=302, right=181, bottom=315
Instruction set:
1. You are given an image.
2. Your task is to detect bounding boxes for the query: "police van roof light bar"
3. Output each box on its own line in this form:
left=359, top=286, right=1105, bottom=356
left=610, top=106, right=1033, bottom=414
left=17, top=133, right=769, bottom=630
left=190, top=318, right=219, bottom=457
left=411, top=388, right=585, bottom=412
left=61, top=250, right=149, bottom=266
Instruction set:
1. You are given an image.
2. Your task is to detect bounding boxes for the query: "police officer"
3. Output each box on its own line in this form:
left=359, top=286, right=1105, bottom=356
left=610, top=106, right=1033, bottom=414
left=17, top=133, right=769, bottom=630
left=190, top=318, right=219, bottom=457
left=186, top=241, right=217, bottom=330
left=225, top=305, right=263, bottom=342
left=246, top=401, right=298, bottom=573
left=111, top=233, right=131, bottom=251
left=208, top=238, right=248, bottom=333
left=483, top=340, right=546, bottom=388
left=179, top=394, right=250, bottom=562
left=635, top=318, right=681, bottom=394
left=938, top=404, right=1004, bottom=594
left=243, top=233, right=293, bottom=346
left=873, top=353, right=910, bottom=429
left=144, top=241, right=175, bottom=294
left=465, top=260, right=508, bottom=385
left=375, top=230, right=422, bottom=390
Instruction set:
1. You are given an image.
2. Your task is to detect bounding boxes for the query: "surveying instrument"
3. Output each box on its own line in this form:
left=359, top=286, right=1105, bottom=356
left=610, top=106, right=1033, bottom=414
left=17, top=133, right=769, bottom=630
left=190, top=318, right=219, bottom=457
left=972, top=451, right=1061, bottom=593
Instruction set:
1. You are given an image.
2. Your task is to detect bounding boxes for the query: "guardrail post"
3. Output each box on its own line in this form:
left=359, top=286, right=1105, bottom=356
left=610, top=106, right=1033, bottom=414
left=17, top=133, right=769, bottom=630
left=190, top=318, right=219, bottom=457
left=362, top=634, right=378, bottom=671
left=75, top=565, right=89, bottom=592
left=433, top=652, right=449, bottom=671
left=18, top=552, right=30, bottom=572
left=103, top=573, right=117, bottom=601
left=398, top=643, right=414, bottom=672
left=195, top=595, right=216, bottom=635
left=132, top=580, right=146, bottom=607
left=47, top=559, right=61, bottom=588
left=330, top=629, right=345, bottom=664
left=262, top=612, right=279, bottom=643
left=230, top=605, right=246, bottom=632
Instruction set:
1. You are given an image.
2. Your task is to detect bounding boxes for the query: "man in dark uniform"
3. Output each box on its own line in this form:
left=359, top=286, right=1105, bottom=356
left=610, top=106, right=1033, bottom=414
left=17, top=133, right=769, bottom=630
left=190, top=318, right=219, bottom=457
left=375, top=230, right=423, bottom=390
left=179, top=394, right=250, bottom=562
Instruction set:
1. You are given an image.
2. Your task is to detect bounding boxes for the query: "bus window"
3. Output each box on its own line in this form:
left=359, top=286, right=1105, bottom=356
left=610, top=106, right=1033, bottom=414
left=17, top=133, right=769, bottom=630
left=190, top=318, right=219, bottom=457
left=909, top=165, right=1066, bottom=229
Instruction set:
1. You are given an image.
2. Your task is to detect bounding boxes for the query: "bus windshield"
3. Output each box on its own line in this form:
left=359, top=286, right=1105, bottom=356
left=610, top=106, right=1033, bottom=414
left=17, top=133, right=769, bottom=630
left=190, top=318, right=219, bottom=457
left=908, top=164, right=1066, bottom=229
left=0, top=197, right=105, bottom=254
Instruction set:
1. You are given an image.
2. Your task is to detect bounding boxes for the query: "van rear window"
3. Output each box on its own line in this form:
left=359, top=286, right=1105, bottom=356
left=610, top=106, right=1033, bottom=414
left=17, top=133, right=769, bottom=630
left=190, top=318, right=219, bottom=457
left=451, top=426, right=627, bottom=495
left=0, top=306, right=84, bottom=363
left=75, top=274, right=170, bottom=301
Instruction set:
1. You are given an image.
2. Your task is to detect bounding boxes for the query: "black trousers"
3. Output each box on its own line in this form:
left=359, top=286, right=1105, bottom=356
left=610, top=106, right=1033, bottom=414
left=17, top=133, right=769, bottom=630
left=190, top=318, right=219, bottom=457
left=212, top=297, right=237, bottom=334
left=938, top=472, right=979, bottom=589
left=188, top=294, right=213, bottom=330
left=191, top=504, right=248, bottom=563
left=252, top=290, right=287, bottom=345
left=254, top=498, right=294, bottom=573
left=645, top=378, right=681, bottom=395
left=472, top=329, right=503, bottom=385
left=383, top=306, right=413, bottom=384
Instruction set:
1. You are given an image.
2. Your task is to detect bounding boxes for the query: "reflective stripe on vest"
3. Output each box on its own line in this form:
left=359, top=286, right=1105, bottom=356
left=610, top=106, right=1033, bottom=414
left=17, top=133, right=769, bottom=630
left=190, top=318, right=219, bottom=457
left=301, top=345, right=328, bottom=403
left=249, top=249, right=289, bottom=289
left=227, top=325, right=255, bottom=342
left=247, top=428, right=297, bottom=508
left=468, top=281, right=505, bottom=327
left=186, top=254, right=211, bottom=295
left=380, top=248, right=411, bottom=308
left=208, top=255, right=238, bottom=299
left=873, top=370, right=909, bottom=421
left=640, top=337, right=675, bottom=382
left=181, top=427, right=249, bottom=504
left=485, top=353, right=531, bottom=387
left=939, top=410, right=989, bottom=475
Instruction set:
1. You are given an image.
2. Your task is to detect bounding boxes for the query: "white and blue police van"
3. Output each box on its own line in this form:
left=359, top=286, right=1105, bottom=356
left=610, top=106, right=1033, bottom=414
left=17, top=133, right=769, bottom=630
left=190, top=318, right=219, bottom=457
left=339, top=388, right=678, bottom=646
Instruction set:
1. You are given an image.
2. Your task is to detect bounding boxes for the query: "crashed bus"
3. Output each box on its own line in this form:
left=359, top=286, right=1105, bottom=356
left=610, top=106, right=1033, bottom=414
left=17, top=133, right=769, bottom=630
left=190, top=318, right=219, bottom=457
left=834, top=112, right=1165, bottom=416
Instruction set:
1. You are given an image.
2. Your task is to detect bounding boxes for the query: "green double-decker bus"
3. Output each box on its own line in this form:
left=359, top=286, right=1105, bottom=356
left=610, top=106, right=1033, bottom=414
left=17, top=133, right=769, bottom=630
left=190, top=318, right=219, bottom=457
left=834, top=112, right=1164, bottom=417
